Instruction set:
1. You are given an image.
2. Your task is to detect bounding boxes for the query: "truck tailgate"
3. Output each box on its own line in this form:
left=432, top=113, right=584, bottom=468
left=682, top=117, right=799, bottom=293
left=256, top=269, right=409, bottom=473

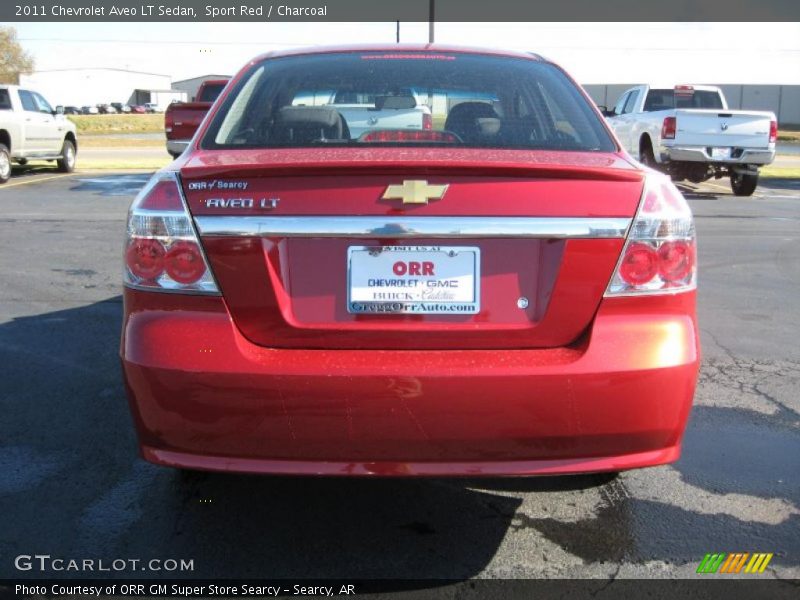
left=673, top=109, right=773, bottom=148
left=166, top=103, right=211, bottom=141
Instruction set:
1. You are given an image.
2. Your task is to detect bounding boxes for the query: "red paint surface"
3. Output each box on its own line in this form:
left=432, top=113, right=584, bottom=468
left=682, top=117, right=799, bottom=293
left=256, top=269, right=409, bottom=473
left=121, top=289, right=699, bottom=475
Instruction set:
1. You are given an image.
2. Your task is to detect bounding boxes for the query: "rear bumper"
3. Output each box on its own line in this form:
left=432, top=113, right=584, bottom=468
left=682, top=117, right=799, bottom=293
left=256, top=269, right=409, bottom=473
left=121, top=289, right=699, bottom=476
left=659, top=144, right=775, bottom=165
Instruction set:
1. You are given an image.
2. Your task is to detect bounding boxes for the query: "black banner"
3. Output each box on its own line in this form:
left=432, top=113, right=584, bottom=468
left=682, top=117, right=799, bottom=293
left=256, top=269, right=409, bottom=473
left=2, top=579, right=800, bottom=600
left=2, top=0, right=800, bottom=22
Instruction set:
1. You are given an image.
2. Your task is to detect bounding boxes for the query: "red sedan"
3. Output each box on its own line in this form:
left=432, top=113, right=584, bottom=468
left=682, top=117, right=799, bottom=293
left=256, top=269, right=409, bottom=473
left=121, top=45, right=699, bottom=476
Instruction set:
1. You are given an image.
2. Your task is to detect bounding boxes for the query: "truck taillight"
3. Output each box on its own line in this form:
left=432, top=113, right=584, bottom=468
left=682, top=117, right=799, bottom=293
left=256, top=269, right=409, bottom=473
left=605, top=173, right=696, bottom=296
left=124, top=172, right=218, bottom=294
left=661, top=116, right=676, bottom=140
left=769, top=120, right=777, bottom=143
left=164, top=110, right=173, bottom=133
left=422, top=112, right=433, bottom=130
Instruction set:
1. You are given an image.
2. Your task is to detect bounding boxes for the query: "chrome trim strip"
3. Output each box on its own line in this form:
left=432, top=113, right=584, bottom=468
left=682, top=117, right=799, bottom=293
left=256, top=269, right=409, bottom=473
left=194, top=216, right=631, bottom=239
left=123, top=282, right=222, bottom=296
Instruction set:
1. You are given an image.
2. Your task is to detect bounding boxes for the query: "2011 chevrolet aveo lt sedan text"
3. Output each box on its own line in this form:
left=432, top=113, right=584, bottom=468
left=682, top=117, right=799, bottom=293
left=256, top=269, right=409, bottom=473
left=121, top=45, right=700, bottom=476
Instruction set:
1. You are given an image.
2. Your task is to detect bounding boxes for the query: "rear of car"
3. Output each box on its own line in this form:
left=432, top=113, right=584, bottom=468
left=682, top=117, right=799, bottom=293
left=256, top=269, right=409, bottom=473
left=653, top=86, right=776, bottom=168
left=611, top=85, right=776, bottom=196
left=121, top=47, right=700, bottom=476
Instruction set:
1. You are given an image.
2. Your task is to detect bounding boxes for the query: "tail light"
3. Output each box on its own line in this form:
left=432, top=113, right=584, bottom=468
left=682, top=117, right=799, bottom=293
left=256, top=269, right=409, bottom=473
left=164, top=110, right=173, bottom=134
left=124, top=171, right=218, bottom=294
left=422, top=112, right=433, bottom=130
left=605, top=173, right=696, bottom=296
left=661, top=116, right=676, bottom=140
left=769, top=120, right=777, bottom=143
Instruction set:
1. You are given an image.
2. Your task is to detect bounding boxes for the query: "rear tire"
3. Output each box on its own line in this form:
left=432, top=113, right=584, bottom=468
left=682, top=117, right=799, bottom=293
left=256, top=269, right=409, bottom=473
left=57, top=139, right=76, bottom=173
left=168, top=151, right=181, bottom=159
left=0, top=144, right=11, bottom=184
left=731, top=172, right=758, bottom=196
left=639, top=138, right=657, bottom=169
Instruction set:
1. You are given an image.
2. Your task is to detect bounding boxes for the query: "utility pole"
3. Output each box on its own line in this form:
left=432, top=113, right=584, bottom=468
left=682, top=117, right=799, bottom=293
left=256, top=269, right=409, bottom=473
left=428, top=0, right=435, bottom=43
left=396, top=20, right=400, bottom=43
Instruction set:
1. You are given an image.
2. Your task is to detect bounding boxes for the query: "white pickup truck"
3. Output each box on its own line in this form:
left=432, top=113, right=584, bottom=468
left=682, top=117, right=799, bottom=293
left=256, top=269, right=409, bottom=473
left=0, top=84, right=78, bottom=184
left=293, top=90, right=432, bottom=139
left=605, top=85, right=776, bottom=196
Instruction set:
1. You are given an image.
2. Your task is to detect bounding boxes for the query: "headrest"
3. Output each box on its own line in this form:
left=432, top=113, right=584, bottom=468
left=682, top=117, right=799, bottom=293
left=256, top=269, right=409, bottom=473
left=476, top=117, right=501, bottom=135
left=446, top=101, right=498, bottom=120
left=277, top=106, right=340, bottom=128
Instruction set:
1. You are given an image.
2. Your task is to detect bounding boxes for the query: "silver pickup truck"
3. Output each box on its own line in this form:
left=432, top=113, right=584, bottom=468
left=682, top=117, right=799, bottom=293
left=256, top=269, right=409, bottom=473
left=0, top=84, right=78, bottom=184
left=605, top=85, right=776, bottom=196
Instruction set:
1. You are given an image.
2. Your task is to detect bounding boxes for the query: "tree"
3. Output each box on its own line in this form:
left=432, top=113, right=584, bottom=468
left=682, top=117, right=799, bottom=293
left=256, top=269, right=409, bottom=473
left=0, top=27, right=34, bottom=84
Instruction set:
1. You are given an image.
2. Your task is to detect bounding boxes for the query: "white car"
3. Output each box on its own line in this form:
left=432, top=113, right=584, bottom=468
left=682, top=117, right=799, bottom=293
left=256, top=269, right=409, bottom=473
left=0, top=85, right=78, bottom=183
left=605, top=85, right=776, bottom=196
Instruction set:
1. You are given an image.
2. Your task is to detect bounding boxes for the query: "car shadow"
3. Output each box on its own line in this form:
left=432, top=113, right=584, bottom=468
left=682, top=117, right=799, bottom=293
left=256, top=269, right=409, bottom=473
left=10, top=163, right=62, bottom=179
left=0, top=297, right=615, bottom=582
left=69, top=173, right=152, bottom=196
left=675, top=183, right=724, bottom=200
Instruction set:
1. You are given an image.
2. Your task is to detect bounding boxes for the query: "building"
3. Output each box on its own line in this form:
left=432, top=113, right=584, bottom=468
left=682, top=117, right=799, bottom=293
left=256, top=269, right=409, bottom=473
left=130, top=89, right=187, bottom=111
left=172, top=74, right=232, bottom=102
left=19, top=67, right=175, bottom=108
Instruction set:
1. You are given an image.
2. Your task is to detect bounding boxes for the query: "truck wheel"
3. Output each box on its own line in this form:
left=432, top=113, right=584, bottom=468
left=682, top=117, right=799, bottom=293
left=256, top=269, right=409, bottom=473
left=168, top=151, right=181, bottom=159
left=57, top=139, right=76, bottom=173
left=731, top=172, right=758, bottom=196
left=0, top=144, right=11, bottom=183
left=639, top=138, right=657, bottom=169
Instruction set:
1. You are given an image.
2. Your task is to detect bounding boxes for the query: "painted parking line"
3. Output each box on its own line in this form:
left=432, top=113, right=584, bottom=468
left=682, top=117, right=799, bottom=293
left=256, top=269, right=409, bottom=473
left=0, top=173, right=78, bottom=190
left=0, top=169, right=156, bottom=191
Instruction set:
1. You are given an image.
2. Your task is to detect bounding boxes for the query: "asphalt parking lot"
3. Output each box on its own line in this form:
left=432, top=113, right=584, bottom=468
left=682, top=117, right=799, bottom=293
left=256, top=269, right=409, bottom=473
left=0, top=168, right=798, bottom=584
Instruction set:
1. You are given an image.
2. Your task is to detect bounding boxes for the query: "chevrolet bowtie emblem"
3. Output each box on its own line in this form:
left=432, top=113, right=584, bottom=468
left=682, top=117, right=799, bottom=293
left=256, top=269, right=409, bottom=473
left=382, top=180, right=449, bottom=205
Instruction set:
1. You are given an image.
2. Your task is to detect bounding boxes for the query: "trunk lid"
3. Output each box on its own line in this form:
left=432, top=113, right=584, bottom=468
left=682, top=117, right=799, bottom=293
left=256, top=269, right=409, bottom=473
left=673, top=109, right=774, bottom=148
left=181, top=148, right=642, bottom=350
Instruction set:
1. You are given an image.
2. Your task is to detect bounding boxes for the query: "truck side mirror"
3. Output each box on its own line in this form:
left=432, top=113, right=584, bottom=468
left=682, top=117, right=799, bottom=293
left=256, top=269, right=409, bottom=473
left=54, top=106, right=64, bottom=115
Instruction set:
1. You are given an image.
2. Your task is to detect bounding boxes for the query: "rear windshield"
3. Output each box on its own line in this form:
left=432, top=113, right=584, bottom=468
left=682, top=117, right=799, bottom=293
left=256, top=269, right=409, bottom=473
left=197, top=83, right=226, bottom=103
left=202, top=52, right=615, bottom=152
left=644, top=89, right=724, bottom=111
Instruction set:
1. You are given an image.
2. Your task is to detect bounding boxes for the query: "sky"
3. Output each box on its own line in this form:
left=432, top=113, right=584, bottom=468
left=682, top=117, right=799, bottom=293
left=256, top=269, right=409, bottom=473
left=13, top=22, right=800, bottom=84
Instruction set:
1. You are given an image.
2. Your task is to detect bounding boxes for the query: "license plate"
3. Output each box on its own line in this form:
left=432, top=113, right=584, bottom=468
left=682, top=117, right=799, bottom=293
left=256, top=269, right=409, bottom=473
left=347, top=245, right=480, bottom=314
left=711, top=147, right=731, bottom=160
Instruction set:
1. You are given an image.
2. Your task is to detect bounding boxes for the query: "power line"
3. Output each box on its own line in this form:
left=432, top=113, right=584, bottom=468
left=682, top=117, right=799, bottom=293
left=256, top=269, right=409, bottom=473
left=19, top=38, right=800, bottom=53
left=19, top=37, right=298, bottom=46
